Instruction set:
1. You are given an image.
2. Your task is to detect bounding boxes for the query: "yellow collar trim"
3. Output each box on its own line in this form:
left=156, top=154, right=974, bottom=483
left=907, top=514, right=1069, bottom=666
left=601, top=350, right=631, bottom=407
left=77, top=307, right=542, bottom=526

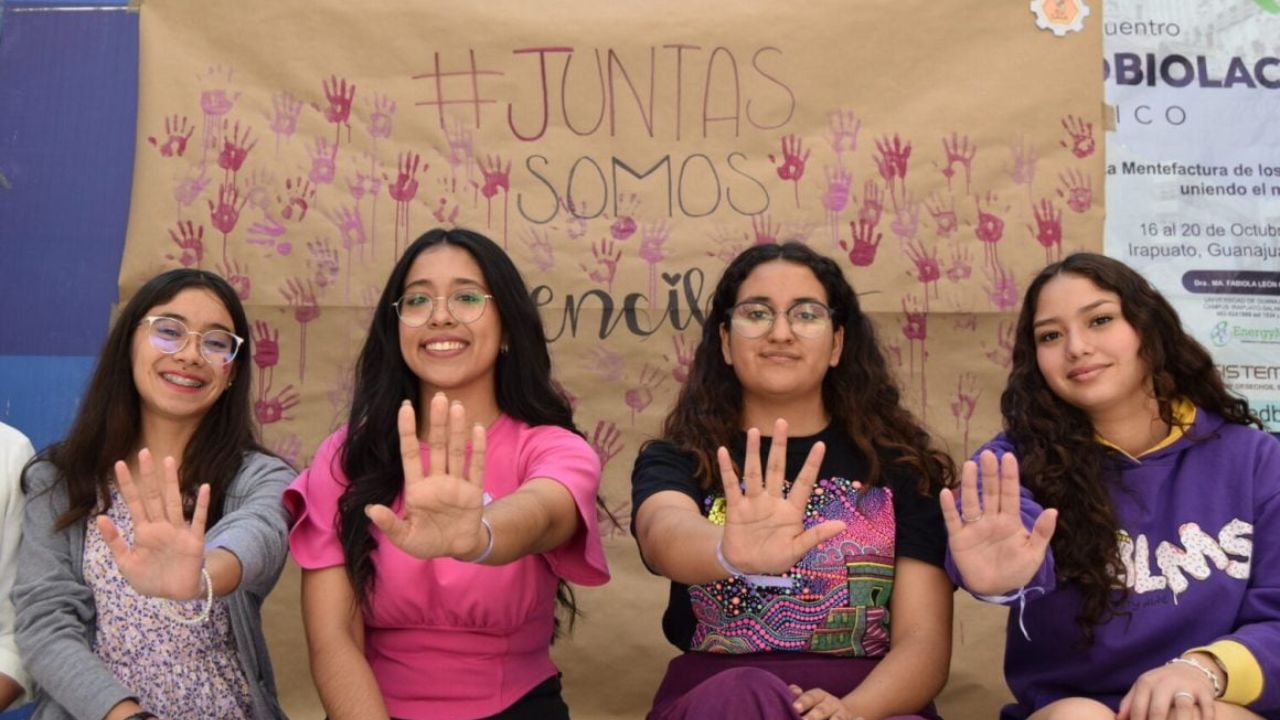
left=1096, top=398, right=1196, bottom=459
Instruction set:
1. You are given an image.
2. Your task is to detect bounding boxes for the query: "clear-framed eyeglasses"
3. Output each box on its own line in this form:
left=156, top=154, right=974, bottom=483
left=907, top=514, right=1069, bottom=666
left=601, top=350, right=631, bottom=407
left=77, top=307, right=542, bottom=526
left=728, top=301, right=835, bottom=339
left=393, top=289, right=494, bottom=327
left=141, top=316, right=244, bottom=365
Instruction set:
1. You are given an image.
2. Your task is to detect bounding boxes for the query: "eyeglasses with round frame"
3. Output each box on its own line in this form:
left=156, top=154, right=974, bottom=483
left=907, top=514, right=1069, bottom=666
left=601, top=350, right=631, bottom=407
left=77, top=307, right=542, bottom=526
left=141, top=316, right=244, bottom=365
left=393, top=289, right=495, bottom=327
left=728, top=301, right=835, bottom=339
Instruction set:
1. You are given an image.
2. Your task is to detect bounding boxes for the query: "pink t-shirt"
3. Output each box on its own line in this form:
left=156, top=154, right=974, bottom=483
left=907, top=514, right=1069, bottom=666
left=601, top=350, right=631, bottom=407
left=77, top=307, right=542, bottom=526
left=284, top=415, right=609, bottom=720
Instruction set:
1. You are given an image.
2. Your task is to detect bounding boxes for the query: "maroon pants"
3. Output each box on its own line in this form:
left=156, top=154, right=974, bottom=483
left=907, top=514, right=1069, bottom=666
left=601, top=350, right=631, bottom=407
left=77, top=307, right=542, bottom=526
left=648, top=652, right=942, bottom=720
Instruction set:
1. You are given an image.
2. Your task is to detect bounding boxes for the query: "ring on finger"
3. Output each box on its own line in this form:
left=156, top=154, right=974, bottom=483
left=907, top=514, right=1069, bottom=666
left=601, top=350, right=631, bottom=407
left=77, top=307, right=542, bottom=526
left=961, top=511, right=984, bottom=523
left=1173, top=691, right=1195, bottom=702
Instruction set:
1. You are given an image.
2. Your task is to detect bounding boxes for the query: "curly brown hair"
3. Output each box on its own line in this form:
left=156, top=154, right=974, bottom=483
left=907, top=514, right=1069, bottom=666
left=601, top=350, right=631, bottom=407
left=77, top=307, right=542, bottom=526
left=1003, top=252, right=1260, bottom=643
left=655, top=242, right=953, bottom=496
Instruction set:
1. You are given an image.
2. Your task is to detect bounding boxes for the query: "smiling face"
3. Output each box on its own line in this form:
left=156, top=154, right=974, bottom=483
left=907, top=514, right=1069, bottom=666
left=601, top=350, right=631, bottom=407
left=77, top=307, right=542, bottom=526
left=397, top=243, right=502, bottom=406
left=719, top=259, right=843, bottom=410
left=1032, top=273, right=1150, bottom=422
left=131, top=287, right=236, bottom=428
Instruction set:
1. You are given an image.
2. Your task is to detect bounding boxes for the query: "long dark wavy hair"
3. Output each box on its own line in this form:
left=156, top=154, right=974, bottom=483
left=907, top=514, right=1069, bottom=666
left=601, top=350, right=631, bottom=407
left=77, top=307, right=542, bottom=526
left=337, top=228, right=583, bottom=621
left=1003, top=252, right=1260, bottom=643
left=35, top=269, right=266, bottom=530
left=656, top=242, right=954, bottom=495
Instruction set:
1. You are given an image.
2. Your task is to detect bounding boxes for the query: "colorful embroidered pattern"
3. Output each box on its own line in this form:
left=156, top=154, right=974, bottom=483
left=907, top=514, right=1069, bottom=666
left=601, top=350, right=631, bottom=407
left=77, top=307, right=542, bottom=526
left=690, top=476, right=897, bottom=656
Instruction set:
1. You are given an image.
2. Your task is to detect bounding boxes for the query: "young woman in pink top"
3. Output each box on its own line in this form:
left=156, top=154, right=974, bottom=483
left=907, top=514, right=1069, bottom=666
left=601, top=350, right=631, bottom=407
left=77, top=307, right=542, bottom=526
left=286, top=228, right=610, bottom=720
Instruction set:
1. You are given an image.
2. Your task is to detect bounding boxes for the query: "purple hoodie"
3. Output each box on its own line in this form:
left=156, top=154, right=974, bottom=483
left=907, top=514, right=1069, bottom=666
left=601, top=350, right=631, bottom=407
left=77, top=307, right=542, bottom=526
left=947, top=408, right=1280, bottom=719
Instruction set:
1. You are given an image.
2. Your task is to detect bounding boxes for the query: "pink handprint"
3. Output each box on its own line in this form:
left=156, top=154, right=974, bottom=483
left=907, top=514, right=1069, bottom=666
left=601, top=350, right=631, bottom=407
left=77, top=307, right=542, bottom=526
left=610, top=193, right=641, bottom=241
left=267, top=91, right=303, bottom=150
left=945, top=242, right=974, bottom=283
left=560, top=197, right=589, bottom=241
left=247, top=216, right=289, bottom=256
left=243, top=168, right=277, bottom=215
left=839, top=220, right=883, bottom=267
left=216, top=257, right=251, bottom=300
left=581, top=238, right=622, bottom=291
left=1056, top=168, right=1093, bottom=213
left=431, top=195, right=461, bottom=226
left=280, top=278, right=320, bottom=379
left=874, top=133, right=912, bottom=202
left=255, top=384, right=300, bottom=425
left=940, top=132, right=976, bottom=194
left=165, top=220, right=205, bottom=269
left=768, top=134, right=810, bottom=207
left=825, top=109, right=862, bottom=156
left=321, top=75, right=356, bottom=143
left=903, top=238, right=941, bottom=303
left=276, top=177, right=314, bottom=222
left=890, top=193, right=921, bottom=241
left=388, top=151, right=425, bottom=257
left=953, top=313, right=978, bottom=332
left=925, top=192, right=958, bottom=238
left=984, top=261, right=1019, bottom=313
left=1028, top=198, right=1063, bottom=262
left=590, top=420, right=624, bottom=469
left=217, top=119, right=257, bottom=179
left=857, top=180, right=884, bottom=227
left=148, top=114, right=194, bottom=158
left=950, top=372, right=981, bottom=456
left=751, top=213, right=780, bottom=246
left=1059, top=114, right=1095, bottom=159
left=705, top=225, right=748, bottom=266
left=252, top=319, right=280, bottom=396
left=984, top=319, right=1015, bottom=369
left=587, top=346, right=627, bottom=382
left=173, top=163, right=211, bottom=213
left=625, top=363, right=668, bottom=425
left=367, top=93, right=396, bottom=140
left=522, top=227, right=555, bottom=272
left=668, top=334, right=694, bottom=384
left=444, top=116, right=476, bottom=187
left=900, top=293, right=929, bottom=417
left=821, top=164, right=853, bottom=249
left=973, top=191, right=1007, bottom=270
left=308, top=137, right=339, bottom=185
left=476, top=154, right=512, bottom=246
left=208, top=181, right=247, bottom=263
left=324, top=204, right=367, bottom=299
left=307, top=238, right=341, bottom=290
left=640, top=220, right=670, bottom=304
left=197, top=65, right=239, bottom=157
left=1007, top=137, right=1039, bottom=189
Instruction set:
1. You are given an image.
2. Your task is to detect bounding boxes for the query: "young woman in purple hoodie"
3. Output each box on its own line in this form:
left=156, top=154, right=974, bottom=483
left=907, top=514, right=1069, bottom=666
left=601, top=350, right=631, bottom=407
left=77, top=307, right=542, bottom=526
left=943, top=253, right=1279, bottom=720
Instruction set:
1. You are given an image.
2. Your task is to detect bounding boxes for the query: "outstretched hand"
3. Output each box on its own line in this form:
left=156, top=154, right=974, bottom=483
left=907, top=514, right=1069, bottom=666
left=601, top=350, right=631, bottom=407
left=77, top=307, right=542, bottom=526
left=97, top=449, right=210, bottom=600
left=718, top=419, right=847, bottom=576
left=940, top=450, right=1057, bottom=595
left=366, top=394, right=489, bottom=561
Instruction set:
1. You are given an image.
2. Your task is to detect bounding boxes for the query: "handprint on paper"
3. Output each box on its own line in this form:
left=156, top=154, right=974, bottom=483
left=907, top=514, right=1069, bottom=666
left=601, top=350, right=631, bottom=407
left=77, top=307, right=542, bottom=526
left=197, top=65, right=239, bottom=157
left=839, top=220, right=883, bottom=268
left=857, top=180, right=884, bottom=227
left=267, top=91, right=303, bottom=152
left=925, top=192, right=958, bottom=239
left=751, top=213, right=780, bottom=246
left=586, top=345, right=627, bottom=383
left=246, top=216, right=288, bottom=256
left=431, top=195, right=461, bottom=226
left=217, top=120, right=257, bottom=180
left=820, top=164, right=852, bottom=249
left=255, top=384, right=300, bottom=426
left=208, top=181, right=248, bottom=264
left=882, top=336, right=904, bottom=370
left=216, top=257, right=251, bottom=300
left=668, top=334, right=694, bottom=384
left=1059, top=114, right=1095, bottom=159
left=252, top=320, right=280, bottom=393
left=625, top=363, right=668, bottom=425
left=476, top=154, right=511, bottom=246
left=874, top=134, right=912, bottom=204
left=1028, top=198, right=1063, bottom=263
left=324, top=204, right=367, bottom=299
left=890, top=193, right=921, bottom=242
left=944, top=241, right=974, bottom=283
left=271, top=434, right=302, bottom=467
left=984, top=261, right=1019, bottom=313
left=173, top=163, right=211, bottom=215
left=279, top=177, right=316, bottom=223
left=590, top=420, right=624, bottom=470
left=444, top=116, right=477, bottom=188
left=581, top=238, right=622, bottom=292
left=900, top=294, right=929, bottom=417
left=768, top=134, right=810, bottom=208
left=705, top=225, right=748, bottom=266
left=639, top=220, right=670, bottom=304
left=367, top=93, right=396, bottom=140
left=280, top=278, right=321, bottom=380
left=388, top=151, right=425, bottom=257
left=949, top=373, right=981, bottom=456
left=148, top=114, right=194, bottom=158
left=561, top=197, right=590, bottom=241
left=610, top=193, right=641, bottom=241
left=165, top=221, right=205, bottom=269
left=308, top=137, right=339, bottom=185
left=939, top=132, right=976, bottom=194
left=321, top=75, right=356, bottom=144
left=243, top=168, right=277, bottom=216
left=522, top=227, right=555, bottom=272
left=903, top=238, right=941, bottom=304
left=1007, top=136, right=1039, bottom=191
left=952, top=313, right=978, bottom=332
left=1056, top=168, right=1092, bottom=213
left=983, top=319, right=1015, bottom=369
left=307, top=238, right=341, bottom=290
left=825, top=109, right=862, bottom=157
left=972, top=191, right=1007, bottom=270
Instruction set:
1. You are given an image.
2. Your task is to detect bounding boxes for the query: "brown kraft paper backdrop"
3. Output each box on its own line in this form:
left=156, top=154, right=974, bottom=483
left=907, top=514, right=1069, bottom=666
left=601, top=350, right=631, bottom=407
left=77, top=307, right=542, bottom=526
left=122, top=1, right=1105, bottom=717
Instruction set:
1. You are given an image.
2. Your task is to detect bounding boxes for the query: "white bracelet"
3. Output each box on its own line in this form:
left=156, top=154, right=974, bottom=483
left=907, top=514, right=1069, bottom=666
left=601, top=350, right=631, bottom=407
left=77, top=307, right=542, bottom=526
left=467, top=517, right=495, bottom=563
left=715, top=538, right=747, bottom=576
left=162, top=566, right=213, bottom=625
left=1168, top=656, right=1224, bottom=698
left=715, top=538, right=792, bottom=589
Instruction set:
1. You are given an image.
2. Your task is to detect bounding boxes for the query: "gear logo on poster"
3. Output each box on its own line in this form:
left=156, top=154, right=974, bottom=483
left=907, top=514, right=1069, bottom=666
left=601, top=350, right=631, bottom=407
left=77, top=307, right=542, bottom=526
left=1210, top=320, right=1231, bottom=347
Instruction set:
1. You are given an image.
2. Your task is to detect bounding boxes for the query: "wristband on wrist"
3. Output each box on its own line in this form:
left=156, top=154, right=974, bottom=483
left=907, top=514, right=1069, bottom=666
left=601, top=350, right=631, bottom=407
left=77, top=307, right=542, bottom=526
left=160, top=565, right=213, bottom=625
left=715, top=538, right=746, bottom=577
left=1168, top=655, right=1224, bottom=698
left=466, top=517, right=495, bottom=563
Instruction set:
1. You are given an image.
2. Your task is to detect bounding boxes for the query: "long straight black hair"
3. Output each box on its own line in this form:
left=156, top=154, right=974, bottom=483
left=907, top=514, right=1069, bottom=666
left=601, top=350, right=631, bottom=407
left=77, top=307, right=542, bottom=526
left=37, top=269, right=266, bottom=529
left=337, top=228, right=581, bottom=609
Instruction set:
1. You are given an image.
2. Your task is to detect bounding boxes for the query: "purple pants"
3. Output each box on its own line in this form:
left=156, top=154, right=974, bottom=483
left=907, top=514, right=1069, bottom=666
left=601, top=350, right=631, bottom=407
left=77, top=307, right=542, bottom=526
left=647, top=652, right=941, bottom=720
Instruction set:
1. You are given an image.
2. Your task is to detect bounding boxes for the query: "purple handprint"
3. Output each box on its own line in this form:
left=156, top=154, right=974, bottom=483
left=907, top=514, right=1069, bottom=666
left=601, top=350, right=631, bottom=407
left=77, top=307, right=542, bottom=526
left=825, top=109, right=862, bottom=157
left=561, top=196, right=589, bottom=241
left=367, top=93, right=396, bottom=140
left=307, top=238, right=341, bottom=290
left=247, top=216, right=289, bottom=257
left=148, top=114, right=194, bottom=158
left=267, top=91, right=303, bottom=151
left=610, top=193, right=640, bottom=241
left=197, top=64, right=239, bottom=157
left=173, top=163, right=211, bottom=214
left=522, top=227, right=555, bottom=272
left=1007, top=136, right=1039, bottom=190
left=821, top=164, right=852, bottom=249
left=984, top=261, right=1019, bottom=313
left=890, top=193, right=921, bottom=241
left=308, top=137, right=339, bottom=185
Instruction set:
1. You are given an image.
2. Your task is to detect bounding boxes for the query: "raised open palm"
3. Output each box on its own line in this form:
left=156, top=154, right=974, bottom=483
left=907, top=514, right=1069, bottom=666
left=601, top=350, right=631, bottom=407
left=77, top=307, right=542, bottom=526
left=718, top=419, right=847, bottom=576
left=940, top=450, right=1058, bottom=595
left=97, top=449, right=210, bottom=600
left=366, top=394, right=490, bottom=561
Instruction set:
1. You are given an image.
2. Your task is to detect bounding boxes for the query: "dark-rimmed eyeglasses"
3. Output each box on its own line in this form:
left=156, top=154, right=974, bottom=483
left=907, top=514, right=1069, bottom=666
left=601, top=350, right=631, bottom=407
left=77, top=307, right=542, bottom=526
left=141, top=316, right=243, bottom=365
left=393, top=289, right=494, bottom=327
left=728, top=301, right=834, bottom=339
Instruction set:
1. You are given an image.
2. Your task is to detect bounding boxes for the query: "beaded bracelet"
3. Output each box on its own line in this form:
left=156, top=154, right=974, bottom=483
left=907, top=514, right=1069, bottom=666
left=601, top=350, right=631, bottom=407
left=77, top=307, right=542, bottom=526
left=467, top=517, right=495, bottom=564
left=1168, top=656, right=1224, bottom=698
left=162, top=566, right=213, bottom=625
